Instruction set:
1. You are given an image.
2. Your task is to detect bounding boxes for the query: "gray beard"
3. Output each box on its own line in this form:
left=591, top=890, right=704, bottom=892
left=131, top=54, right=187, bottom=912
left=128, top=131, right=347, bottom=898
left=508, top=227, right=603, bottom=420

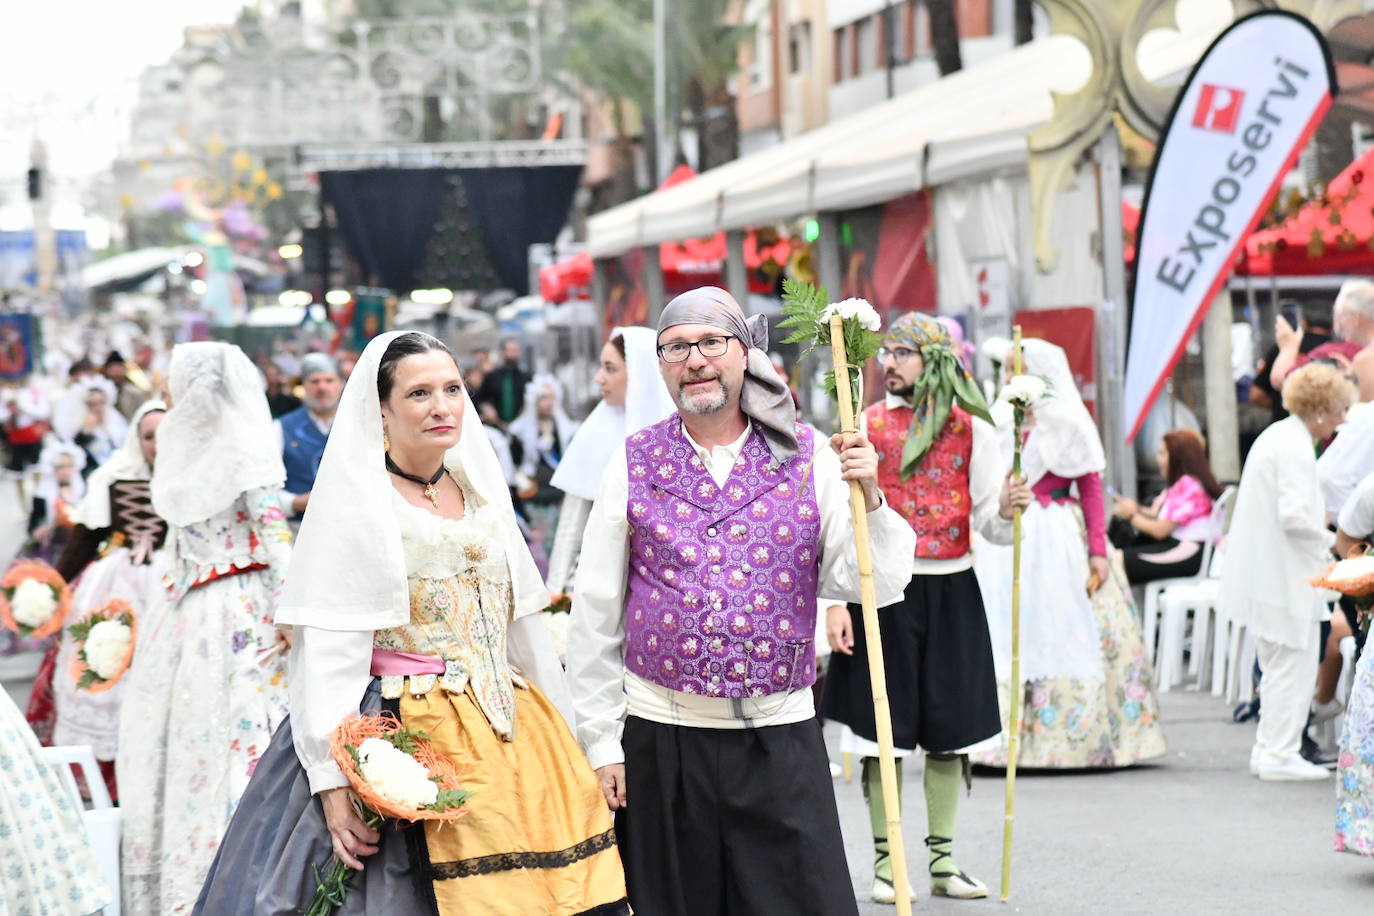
left=676, top=377, right=731, bottom=415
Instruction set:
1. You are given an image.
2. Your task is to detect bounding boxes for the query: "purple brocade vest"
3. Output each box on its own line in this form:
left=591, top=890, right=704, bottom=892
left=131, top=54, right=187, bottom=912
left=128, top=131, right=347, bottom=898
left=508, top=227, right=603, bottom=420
left=624, top=416, right=822, bottom=698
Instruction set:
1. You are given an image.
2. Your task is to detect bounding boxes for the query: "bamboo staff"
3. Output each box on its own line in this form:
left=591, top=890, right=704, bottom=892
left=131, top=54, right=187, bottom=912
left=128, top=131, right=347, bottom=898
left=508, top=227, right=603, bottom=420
left=828, top=314, right=912, bottom=916
left=1000, top=325, right=1025, bottom=902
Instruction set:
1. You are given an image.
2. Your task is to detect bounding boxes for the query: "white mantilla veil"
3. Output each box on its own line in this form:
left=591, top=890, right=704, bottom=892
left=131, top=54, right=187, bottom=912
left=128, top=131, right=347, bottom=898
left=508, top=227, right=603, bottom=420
left=1014, top=338, right=1106, bottom=486
left=550, top=326, right=675, bottom=501
left=275, top=330, right=550, bottom=632
left=152, top=342, right=284, bottom=527
left=71, top=399, right=167, bottom=530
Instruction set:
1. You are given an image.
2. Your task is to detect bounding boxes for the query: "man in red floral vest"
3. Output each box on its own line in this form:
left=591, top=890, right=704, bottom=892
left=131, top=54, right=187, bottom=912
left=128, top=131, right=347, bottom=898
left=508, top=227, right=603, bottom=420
left=823, top=312, right=1031, bottom=904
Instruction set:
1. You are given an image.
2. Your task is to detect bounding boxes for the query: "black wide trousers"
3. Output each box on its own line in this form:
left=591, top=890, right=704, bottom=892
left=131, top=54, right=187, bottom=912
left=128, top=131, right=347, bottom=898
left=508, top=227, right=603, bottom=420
left=823, top=569, right=1001, bottom=753
left=616, top=716, right=859, bottom=916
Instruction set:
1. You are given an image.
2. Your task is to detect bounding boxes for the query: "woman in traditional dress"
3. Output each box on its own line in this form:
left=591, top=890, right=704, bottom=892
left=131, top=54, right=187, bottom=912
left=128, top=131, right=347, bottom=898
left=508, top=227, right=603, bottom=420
left=195, top=331, right=628, bottom=915
left=973, top=338, right=1166, bottom=768
left=53, top=378, right=127, bottom=470
left=26, top=439, right=85, bottom=563
left=545, top=327, right=675, bottom=597
left=24, top=401, right=167, bottom=798
left=508, top=373, right=579, bottom=555
left=0, top=686, right=112, bottom=915
left=119, top=342, right=292, bottom=914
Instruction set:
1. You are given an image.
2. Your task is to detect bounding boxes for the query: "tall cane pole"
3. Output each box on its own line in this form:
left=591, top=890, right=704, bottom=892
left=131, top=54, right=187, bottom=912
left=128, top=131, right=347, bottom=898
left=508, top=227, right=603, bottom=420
left=828, top=315, right=912, bottom=916
left=999, top=326, right=1024, bottom=902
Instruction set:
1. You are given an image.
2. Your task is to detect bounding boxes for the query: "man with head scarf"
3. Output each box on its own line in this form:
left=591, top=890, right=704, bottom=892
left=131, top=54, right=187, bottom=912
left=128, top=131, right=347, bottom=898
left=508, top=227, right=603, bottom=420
left=822, top=312, right=1031, bottom=903
left=274, top=351, right=343, bottom=518
left=568, top=287, right=917, bottom=916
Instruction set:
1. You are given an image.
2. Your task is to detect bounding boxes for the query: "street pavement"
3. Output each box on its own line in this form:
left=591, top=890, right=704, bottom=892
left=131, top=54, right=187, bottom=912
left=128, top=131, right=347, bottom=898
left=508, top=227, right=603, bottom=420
left=831, top=691, right=1373, bottom=914
left=5, top=660, right=1371, bottom=913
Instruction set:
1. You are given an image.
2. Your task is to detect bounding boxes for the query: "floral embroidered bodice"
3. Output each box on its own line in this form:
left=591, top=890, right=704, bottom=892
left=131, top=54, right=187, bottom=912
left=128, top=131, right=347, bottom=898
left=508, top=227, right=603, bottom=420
left=164, top=487, right=292, bottom=601
left=373, top=476, right=520, bottom=740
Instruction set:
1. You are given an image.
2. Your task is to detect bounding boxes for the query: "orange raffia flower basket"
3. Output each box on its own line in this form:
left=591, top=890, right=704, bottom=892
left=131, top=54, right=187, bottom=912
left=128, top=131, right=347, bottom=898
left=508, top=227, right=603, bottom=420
left=0, top=560, right=72, bottom=639
left=69, top=599, right=138, bottom=694
left=329, top=712, right=471, bottom=825
left=1309, top=556, right=1374, bottom=599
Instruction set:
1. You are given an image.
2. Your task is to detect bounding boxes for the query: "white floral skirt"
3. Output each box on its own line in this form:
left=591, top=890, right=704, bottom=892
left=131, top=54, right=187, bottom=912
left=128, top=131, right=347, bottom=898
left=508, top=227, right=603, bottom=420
left=52, top=546, right=167, bottom=760
left=973, top=502, right=1166, bottom=768
left=117, top=568, right=289, bottom=915
left=0, top=687, right=111, bottom=915
left=1336, top=645, right=1374, bottom=858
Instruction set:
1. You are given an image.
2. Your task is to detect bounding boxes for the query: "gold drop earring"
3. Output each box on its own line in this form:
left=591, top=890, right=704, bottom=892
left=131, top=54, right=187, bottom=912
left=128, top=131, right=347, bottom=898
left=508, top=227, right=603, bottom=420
left=383, top=428, right=391, bottom=452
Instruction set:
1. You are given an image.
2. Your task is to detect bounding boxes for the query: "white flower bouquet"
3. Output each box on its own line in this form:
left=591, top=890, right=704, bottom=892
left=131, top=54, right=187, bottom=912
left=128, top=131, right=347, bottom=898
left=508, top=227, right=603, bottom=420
left=68, top=599, right=137, bottom=692
left=0, top=560, right=72, bottom=639
left=307, top=712, right=472, bottom=915
left=1000, top=374, right=1049, bottom=407
left=1310, top=551, right=1374, bottom=638
left=780, top=280, right=885, bottom=421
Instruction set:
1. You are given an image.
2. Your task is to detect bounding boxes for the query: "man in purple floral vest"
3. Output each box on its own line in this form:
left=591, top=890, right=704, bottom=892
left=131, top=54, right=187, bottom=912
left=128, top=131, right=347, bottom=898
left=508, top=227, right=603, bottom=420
left=569, top=287, right=915, bottom=915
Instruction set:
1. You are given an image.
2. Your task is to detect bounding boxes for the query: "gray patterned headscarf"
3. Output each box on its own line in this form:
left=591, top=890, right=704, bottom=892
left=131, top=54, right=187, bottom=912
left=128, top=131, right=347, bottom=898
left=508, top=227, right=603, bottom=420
left=658, top=286, right=798, bottom=463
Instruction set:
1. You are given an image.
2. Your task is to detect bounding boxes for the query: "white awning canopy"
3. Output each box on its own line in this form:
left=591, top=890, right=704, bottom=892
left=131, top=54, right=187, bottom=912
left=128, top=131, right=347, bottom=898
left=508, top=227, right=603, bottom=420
left=588, top=13, right=1226, bottom=258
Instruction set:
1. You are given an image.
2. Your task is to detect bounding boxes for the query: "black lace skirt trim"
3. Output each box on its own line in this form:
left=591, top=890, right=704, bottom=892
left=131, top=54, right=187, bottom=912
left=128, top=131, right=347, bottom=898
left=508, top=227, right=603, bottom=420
left=430, top=827, right=618, bottom=880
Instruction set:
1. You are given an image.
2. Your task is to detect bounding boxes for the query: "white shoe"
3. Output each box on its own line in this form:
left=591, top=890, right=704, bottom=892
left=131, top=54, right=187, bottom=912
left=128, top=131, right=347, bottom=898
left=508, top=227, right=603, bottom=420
left=870, top=877, right=915, bottom=905
left=1255, top=757, right=1331, bottom=781
left=932, top=870, right=989, bottom=899
left=1311, top=698, right=1345, bottom=723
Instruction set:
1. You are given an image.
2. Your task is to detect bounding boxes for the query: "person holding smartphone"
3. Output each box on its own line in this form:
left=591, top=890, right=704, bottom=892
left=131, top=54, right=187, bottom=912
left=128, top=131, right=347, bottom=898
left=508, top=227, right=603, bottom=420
left=1250, top=299, right=1334, bottom=424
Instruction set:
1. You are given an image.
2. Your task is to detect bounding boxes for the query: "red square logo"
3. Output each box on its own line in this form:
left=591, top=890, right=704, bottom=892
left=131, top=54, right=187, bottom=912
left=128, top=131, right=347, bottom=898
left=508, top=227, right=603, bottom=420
left=1192, top=83, right=1245, bottom=134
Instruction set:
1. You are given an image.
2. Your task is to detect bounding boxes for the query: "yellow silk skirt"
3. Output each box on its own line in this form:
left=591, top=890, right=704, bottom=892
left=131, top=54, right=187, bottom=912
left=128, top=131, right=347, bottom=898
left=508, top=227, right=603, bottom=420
left=399, top=683, right=628, bottom=916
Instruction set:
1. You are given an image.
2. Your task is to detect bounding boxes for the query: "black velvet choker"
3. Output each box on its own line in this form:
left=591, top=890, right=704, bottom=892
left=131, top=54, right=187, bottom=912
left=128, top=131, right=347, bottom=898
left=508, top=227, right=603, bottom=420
left=385, top=454, right=447, bottom=507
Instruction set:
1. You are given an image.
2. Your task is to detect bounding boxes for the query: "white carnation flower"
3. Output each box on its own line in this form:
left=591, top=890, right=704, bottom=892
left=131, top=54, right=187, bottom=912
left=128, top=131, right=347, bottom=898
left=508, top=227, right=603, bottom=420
left=822, top=298, right=882, bottom=333
left=1328, top=555, right=1374, bottom=582
left=357, top=736, right=439, bottom=808
left=1002, top=374, right=1047, bottom=406
left=84, top=619, right=132, bottom=680
left=11, top=578, right=57, bottom=629
left=543, top=612, right=570, bottom=666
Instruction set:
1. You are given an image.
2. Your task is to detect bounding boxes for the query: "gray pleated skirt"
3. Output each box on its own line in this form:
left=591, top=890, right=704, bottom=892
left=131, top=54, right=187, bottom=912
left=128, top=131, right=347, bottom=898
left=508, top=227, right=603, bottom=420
left=193, top=681, right=437, bottom=915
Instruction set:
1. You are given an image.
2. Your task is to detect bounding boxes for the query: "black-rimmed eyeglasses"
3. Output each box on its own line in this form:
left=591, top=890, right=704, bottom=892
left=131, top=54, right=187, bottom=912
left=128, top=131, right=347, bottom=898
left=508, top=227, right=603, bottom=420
left=657, top=335, right=735, bottom=363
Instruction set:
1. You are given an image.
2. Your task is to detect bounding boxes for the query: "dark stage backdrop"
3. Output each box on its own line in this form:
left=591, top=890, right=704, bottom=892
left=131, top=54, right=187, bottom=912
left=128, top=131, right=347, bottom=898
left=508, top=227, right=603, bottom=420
left=321, top=165, right=582, bottom=295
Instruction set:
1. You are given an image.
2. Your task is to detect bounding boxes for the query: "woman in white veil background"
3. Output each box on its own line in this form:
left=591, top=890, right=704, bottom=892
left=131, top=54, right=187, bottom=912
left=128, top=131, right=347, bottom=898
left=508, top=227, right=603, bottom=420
left=195, top=331, right=627, bottom=916
left=23, top=402, right=167, bottom=802
left=972, top=338, right=1165, bottom=769
left=53, top=376, right=127, bottom=469
left=546, top=327, right=676, bottom=596
left=508, top=372, right=579, bottom=558
left=119, top=342, right=293, bottom=915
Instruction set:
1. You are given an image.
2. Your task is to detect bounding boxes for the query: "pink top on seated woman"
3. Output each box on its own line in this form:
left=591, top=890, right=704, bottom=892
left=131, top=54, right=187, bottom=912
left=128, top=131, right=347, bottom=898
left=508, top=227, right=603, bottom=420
left=1112, top=429, right=1225, bottom=585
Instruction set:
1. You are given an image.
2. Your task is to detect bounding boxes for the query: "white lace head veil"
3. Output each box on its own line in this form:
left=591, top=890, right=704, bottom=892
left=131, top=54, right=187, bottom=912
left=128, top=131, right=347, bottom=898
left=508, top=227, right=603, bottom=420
left=274, top=330, right=548, bottom=631
left=71, top=399, right=167, bottom=530
left=1014, top=338, right=1106, bottom=485
left=550, top=326, right=675, bottom=501
left=151, top=342, right=285, bottom=527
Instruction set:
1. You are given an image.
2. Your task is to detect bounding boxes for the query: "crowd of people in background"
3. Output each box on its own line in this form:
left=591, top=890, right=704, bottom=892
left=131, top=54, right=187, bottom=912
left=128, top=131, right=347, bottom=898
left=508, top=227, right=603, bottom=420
left=1, top=275, right=1372, bottom=915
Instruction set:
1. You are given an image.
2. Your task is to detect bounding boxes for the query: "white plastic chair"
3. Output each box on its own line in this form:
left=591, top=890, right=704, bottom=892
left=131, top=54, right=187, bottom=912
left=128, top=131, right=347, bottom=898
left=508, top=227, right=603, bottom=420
left=41, top=744, right=122, bottom=916
left=1141, top=486, right=1236, bottom=666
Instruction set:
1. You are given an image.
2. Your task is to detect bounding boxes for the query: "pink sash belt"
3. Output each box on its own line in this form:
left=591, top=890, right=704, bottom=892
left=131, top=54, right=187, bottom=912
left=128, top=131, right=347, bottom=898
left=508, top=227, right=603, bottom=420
left=369, top=649, right=445, bottom=677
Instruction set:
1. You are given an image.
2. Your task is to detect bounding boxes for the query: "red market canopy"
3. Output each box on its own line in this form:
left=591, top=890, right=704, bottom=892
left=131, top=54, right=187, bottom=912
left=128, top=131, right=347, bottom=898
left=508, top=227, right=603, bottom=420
left=541, top=165, right=790, bottom=303
left=1239, top=144, right=1374, bottom=276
